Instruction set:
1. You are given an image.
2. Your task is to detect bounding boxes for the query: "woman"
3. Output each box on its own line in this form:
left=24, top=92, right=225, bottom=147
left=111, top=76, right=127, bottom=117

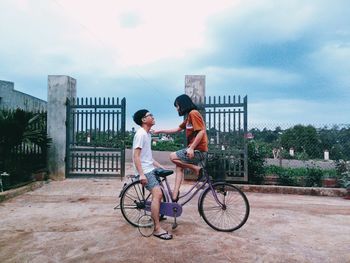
left=154, top=94, right=208, bottom=201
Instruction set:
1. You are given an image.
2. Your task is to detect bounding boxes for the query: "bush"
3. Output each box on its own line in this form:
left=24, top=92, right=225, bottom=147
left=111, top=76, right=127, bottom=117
left=264, top=165, right=285, bottom=175
left=248, top=141, right=266, bottom=184
left=0, top=109, right=50, bottom=189
left=264, top=165, right=335, bottom=187
left=152, top=141, right=181, bottom=152
left=278, top=168, right=301, bottom=186
left=336, top=160, right=350, bottom=190
left=304, top=167, right=323, bottom=187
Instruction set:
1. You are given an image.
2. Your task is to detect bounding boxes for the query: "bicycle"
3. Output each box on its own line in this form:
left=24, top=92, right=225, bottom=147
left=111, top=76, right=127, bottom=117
left=118, top=156, right=250, bottom=233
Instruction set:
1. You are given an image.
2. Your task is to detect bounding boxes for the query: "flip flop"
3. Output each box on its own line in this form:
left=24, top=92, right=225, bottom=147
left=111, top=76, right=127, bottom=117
left=153, top=231, right=173, bottom=240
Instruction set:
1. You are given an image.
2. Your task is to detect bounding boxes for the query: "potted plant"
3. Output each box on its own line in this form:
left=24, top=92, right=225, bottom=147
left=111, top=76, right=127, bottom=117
left=335, top=160, right=350, bottom=199
left=31, top=168, right=48, bottom=181
left=321, top=173, right=338, bottom=188
left=339, top=172, right=350, bottom=200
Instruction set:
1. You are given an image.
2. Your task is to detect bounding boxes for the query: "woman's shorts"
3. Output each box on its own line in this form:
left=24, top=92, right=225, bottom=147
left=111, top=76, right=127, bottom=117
left=175, top=148, right=206, bottom=165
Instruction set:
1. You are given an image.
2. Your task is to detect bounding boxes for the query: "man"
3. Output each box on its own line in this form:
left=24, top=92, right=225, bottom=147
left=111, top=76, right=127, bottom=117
left=132, top=109, right=173, bottom=240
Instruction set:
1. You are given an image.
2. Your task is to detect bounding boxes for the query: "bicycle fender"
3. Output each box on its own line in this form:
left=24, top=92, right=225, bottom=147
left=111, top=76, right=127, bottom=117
left=197, top=185, right=211, bottom=217
left=197, top=182, right=228, bottom=217
left=118, top=179, right=140, bottom=198
left=118, top=182, right=128, bottom=198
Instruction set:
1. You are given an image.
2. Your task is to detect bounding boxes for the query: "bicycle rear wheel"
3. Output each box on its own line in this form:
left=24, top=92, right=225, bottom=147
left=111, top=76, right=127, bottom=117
left=120, top=180, right=166, bottom=227
left=199, top=182, right=250, bottom=232
left=120, top=180, right=152, bottom=227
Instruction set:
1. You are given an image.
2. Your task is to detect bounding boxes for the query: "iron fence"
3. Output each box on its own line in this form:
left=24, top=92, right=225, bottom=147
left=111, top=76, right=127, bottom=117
left=66, top=97, right=126, bottom=178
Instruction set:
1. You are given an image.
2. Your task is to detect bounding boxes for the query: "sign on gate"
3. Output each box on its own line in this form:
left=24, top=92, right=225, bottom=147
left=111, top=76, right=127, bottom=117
left=66, top=97, right=126, bottom=178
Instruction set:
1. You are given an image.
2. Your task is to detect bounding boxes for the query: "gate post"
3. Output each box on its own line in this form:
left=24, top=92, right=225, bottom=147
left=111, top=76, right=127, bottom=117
left=47, top=75, right=76, bottom=180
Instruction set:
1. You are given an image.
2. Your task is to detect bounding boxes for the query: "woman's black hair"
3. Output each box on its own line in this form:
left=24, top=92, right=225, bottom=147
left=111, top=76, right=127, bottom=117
left=174, top=94, right=197, bottom=116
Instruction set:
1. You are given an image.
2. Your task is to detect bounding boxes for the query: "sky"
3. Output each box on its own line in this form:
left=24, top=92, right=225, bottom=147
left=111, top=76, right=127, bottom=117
left=1, top=0, right=349, bottom=130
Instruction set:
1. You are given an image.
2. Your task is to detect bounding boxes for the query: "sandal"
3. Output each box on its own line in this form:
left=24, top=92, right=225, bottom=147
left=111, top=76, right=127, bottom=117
left=153, top=231, right=173, bottom=240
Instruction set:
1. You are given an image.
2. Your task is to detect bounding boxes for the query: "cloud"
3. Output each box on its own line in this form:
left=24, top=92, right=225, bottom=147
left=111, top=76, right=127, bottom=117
left=308, top=42, right=350, bottom=91
left=202, top=66, right=301, bottom=86
left=38, top=0, right=239, bottom=68
left=1, top=0, right=350, bottom=128
left=249, top=98, right=350, bottom=126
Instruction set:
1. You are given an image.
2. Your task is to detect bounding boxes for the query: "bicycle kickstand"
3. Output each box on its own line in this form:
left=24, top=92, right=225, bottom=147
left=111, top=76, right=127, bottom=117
left=172, top=207, right=178, bottom=229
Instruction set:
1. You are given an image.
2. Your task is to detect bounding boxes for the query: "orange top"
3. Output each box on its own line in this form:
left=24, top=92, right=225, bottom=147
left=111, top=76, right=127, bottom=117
left=179, top=110, right=208, bottom=152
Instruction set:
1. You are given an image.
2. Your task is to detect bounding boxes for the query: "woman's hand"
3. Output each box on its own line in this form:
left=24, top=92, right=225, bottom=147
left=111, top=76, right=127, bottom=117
left=186, top=148, right=195, bottom=159
left=151, top=129, right=160, bottom=135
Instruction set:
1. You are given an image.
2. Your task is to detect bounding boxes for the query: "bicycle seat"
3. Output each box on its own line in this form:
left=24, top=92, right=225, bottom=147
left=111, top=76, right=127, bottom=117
left=154, top=168, right=174, bottom=177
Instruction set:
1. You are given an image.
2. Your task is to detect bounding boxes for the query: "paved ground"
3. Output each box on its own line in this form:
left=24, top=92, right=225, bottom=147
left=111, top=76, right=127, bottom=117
left=0, top=162, right=349, bottom=263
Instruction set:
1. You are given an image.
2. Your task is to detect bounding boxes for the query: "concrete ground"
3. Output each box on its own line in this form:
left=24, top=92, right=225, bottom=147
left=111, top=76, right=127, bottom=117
left=0, top=163, right=350, bottom=263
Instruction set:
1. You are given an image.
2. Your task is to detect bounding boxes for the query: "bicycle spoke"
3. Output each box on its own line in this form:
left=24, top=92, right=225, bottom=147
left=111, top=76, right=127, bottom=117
left=124, top=192, right=139, bottom=202
left=199, top=183, right=249, bottom=232
left=122, top=205, right=138, bottom=209
left=120, top=181, right=152, bottom=227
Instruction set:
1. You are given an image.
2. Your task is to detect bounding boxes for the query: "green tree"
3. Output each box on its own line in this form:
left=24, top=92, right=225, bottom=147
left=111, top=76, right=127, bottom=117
left=247, top=141, right=265, bottom=184
left=281, top=125, right=321, bottom=159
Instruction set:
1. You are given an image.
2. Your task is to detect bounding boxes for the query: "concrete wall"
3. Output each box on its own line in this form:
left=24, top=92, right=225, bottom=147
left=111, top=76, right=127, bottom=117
left=0, top=80, right=47, bottom=112
left=47, top=75, right=76, bottom=180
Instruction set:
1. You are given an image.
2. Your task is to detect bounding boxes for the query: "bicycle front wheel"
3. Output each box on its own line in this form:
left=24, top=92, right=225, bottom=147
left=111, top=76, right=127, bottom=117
left=120, top=180, right=152, bottom=227
left=199, top=182, right=250, bottom=232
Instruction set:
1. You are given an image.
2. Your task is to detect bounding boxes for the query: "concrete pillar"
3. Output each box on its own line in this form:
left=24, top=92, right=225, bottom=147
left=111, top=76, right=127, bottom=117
left=47, top=75, right=76, bottom=180
left=324, top=150, right=329, bottom=161
left=289, top=148, right=294, bottom=157
left=185, top=75, right=205, bottom=104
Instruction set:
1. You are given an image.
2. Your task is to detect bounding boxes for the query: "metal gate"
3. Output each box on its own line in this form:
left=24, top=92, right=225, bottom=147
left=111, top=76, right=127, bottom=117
left=201, top=95, right=248, bottom=182
left=66, top=97, right=126, bottom=178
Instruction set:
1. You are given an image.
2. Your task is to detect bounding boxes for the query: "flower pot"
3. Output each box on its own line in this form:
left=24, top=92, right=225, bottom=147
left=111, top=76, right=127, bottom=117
left=322, top=178, right=338, bottom=188
left=31, top=171, right=47, bottom=181
left=344, top=189, right=350, bottom=200
left=264, top=174, right=279, bottom=185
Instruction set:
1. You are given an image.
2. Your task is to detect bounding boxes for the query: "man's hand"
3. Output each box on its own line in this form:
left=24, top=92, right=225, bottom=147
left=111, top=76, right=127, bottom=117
left=140, top=174, right=148, bottom=186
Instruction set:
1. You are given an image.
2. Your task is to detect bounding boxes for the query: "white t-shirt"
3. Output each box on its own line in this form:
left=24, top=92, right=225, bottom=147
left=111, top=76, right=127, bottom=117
left=132, top=127, right=155, bottom=175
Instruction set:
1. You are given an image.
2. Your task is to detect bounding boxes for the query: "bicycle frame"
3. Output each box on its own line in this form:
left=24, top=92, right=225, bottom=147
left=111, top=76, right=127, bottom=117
left=119, top=165, right=250, bottom=232
left=141, top=170, right=226, bottom=219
